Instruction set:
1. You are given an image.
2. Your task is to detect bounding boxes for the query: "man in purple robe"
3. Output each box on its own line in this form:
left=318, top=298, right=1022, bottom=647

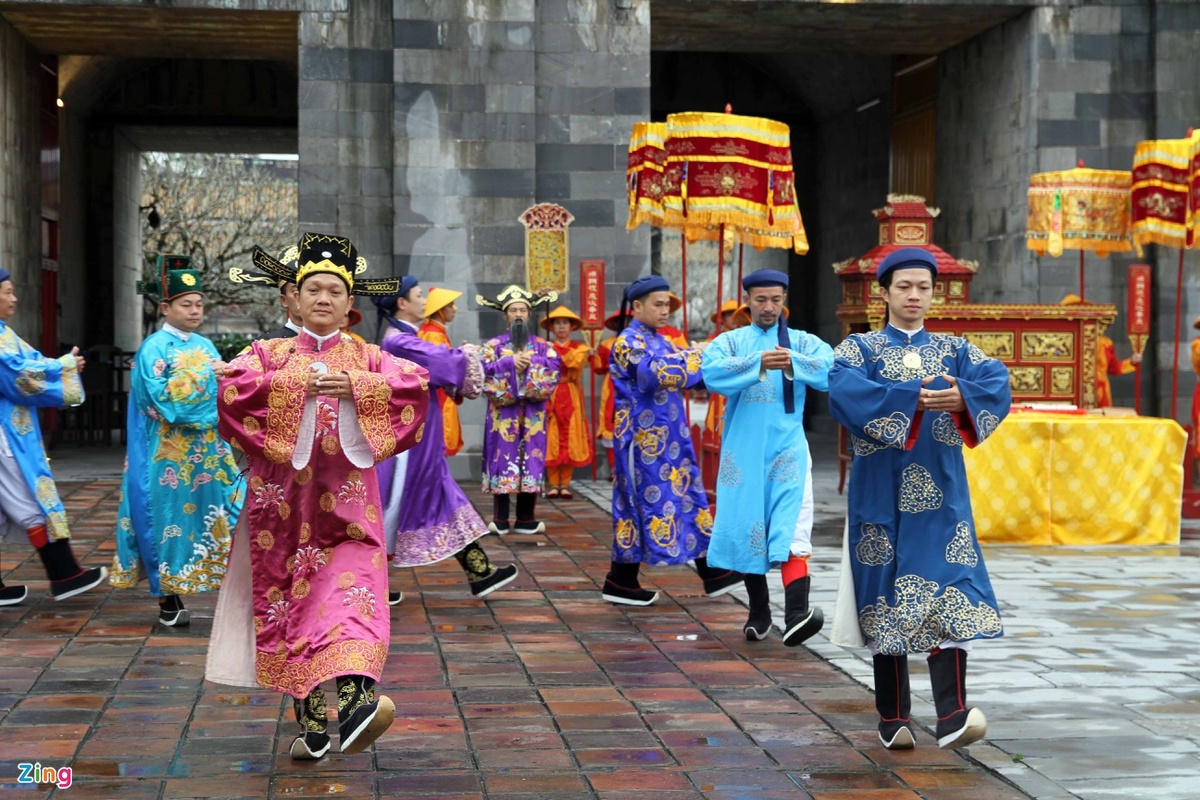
left=476, top=285, right=561, bottom=535
left=372, top=277, right=519, bottom=600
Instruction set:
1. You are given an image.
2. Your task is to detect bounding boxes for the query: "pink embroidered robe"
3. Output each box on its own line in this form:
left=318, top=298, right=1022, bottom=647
left=206, top=332, right=429, bottom=698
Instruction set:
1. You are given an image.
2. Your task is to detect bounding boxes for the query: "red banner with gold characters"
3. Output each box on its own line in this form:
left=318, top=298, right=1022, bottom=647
left=1127, top=264, right=1151, bottom=356
left=580, top=260, right=605, bottom=330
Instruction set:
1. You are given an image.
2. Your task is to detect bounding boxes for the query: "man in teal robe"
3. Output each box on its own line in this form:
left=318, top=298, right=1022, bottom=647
left=0, top=266, right=107, bottom=603
left=110, top=256, right=244, bottom=626
left=703, top=269, right=834, bottom=646
left=829, top=247, right=1010, bottom=752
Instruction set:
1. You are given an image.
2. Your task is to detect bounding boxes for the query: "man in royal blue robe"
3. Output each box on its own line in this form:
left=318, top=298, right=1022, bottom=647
left=829, top=248, right=1011, bottom=751
left=603, top=275, right=741, bottom=606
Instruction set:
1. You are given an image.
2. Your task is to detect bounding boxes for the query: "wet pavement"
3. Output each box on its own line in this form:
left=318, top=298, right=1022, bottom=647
left=0, top=440, right=1030, bottom=799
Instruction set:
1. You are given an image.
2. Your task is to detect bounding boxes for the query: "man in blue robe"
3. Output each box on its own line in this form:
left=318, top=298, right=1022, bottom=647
left=829, top=247, right=1010, bottom=751
left=703, top=269, right=834, bottom=645
left=0, top=266, right=107, bottom=603
left=603, top=275, right=741, bottom=606
left=110, top=256, right=244, bottom=626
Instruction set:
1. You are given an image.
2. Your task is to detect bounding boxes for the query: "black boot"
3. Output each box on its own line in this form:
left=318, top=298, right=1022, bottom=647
left=781, top=575, right=823, bottom=647
left=37, top=538, right=107, bottom=601
left=602, top=560, right=658, bottom=606
left=158, top=594, right=190, bottom=627
left=489, top=495, right=511, bottom=535
left=455, top=542, right=519, bottom=598
left=336, top=675, right=395, bottom=755
left=0, top=546, right=27, bottom=606
left=742, top=573, right=771, bottom=641
left=928, top=647, right=987, bottom=749
left=694, top=556, right=742, bottom=598
left=512, top=492, right=544, bottom=534
left=290, top=687, right=331, bottom=760
left=873, top=654, right=915, bottom=749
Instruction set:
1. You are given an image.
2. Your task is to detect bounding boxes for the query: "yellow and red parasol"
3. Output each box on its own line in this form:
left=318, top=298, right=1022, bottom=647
left=1026, top=163, right=1132, bottom=300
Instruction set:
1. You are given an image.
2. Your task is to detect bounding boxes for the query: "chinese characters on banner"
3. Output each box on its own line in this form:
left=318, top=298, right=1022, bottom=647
left=580, top=260, right=605, bottom=330
left=1127, top=264, right=1151, bottom=356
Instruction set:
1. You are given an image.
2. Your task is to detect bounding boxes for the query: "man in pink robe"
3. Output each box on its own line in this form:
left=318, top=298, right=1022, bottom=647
left=206, top=233, right=428, bottom=761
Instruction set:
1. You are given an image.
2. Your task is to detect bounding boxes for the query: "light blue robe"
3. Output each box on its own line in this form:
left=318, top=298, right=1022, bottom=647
left=610, top=319, right=711, bottom=565
left=0, top=320, right=84, bottom=541
left=828, top=325, right=1010, bottom=654
left=702, top=322, right=834, bottom=574
left=111, top=328, right=243, bottom=596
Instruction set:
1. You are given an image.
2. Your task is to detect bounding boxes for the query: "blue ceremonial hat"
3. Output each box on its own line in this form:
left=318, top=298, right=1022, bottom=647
left=742, top=269, right=789, bottom=291
left=399, top=274, right=419, bottom=298
left=624, top=274, right=671, bottom=303
left=876, top=247, right=937, bottom=281
left=0, top=267, right=10, bottom=285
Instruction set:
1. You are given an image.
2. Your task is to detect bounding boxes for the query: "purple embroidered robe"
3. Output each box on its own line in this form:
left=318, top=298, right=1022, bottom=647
left=377, top=320, right=486, bottom=566
left=479, top=331, right=560, bottom=494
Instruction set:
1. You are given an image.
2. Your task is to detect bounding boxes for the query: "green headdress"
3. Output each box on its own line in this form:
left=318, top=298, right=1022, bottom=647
left=138, top=254, right=204, bottom=302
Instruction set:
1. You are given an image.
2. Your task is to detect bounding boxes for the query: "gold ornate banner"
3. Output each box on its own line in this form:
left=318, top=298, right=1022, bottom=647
left=520, top=203, right=574, bottom=296
left=626, top=122, right=667, bottom=231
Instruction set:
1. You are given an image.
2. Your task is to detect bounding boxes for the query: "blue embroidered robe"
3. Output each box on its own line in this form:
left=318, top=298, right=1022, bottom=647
left=610, top=319, right=711, bottom=565
left=702, top=322, right=834, bottom=574
left=828, top=325, right=1010, bottom=654
left=111, top=329, right=243, bottom=596
left=0, top=320, right=84, bottom=541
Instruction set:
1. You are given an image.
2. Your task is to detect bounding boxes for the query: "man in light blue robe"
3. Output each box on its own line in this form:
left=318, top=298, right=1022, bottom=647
left=703, top=269, right=834, bottom=646
left=0, top=266, right=107, bottom=603
left=110, top=257, right=243, bottom=626
left=828, top=247, right=1010, bottom=752
left=603, top=275, right=742, bottom=606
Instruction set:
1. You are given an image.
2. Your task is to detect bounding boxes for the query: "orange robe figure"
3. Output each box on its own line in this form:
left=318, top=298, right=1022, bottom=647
left=546, top=340, right=594, bottom=487
left=1096, top=334, right=1136, bottom=409
left=591, top=338, right=616, bottom=475
left=418, top=320, right=463, bottom=456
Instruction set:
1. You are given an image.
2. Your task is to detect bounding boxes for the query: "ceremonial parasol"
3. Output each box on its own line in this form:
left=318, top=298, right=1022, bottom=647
left=627, top=106, right=809, bottom=339
left=1026, top=162, right=1132, bottom=301
left=1130, top=129, right=1200, bottom=421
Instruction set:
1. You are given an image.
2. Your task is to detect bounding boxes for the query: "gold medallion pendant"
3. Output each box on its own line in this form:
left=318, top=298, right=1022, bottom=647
left=902, top=351, right=922, bottom=370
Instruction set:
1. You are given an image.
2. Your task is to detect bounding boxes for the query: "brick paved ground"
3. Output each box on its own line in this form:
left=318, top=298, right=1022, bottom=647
left=0, top=478, right=1027, bottom=799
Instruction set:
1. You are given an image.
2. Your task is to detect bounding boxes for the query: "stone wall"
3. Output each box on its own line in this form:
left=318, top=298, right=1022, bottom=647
left=938, top=1, right=1200, bottom=416
left=0, top=16, right=41, bottom=341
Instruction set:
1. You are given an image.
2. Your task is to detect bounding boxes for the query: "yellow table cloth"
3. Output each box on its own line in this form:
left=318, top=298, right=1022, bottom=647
left=964, top=412, right=1185, bottom=545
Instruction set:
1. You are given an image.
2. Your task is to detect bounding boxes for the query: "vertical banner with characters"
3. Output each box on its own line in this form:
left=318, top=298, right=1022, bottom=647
left=580, top=259, right=605, bottom=480
left=1127, top=264, right=1151, bottom=413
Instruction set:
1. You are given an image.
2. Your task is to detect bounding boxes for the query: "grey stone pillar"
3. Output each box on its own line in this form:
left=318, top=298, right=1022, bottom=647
left=0, top=16, right=41, bottom=342
left=298, top=0, right=394, bottom=280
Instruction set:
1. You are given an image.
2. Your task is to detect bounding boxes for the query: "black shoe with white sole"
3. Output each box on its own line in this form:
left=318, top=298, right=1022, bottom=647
left=879, top=719, right=917, bottom=749
left=601, top=579, right=659, bottom=606
left=512, top=520, right=545, bottom=535
left=51, top=566, right=107, bottom=601
left=487, top=521, right=511, bottom=536
left=388, top=590, right=403, bottom=606
left=742, top=574, right=772, bottom=641
left=929, top=647, right=987, bottom=749
left=158, top=594, right=191, bottom=627
left=290, top=730, right=331, bottom=760
left=781, top=576, right=823, bottom=647
left=469, top=564, right=519, bottom=598
left=0, top=583, right=28, bottom=606
left=339, top=695, right=395, bottom=754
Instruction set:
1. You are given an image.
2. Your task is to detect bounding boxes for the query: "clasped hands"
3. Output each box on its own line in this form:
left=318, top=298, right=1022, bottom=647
left=512, top=351, right=532, bottom=372
left=760, top=346, right=792, bottom=370
left=916, top=375, right=966, bottom=413
left=307, top=369, right=354, bottom=399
